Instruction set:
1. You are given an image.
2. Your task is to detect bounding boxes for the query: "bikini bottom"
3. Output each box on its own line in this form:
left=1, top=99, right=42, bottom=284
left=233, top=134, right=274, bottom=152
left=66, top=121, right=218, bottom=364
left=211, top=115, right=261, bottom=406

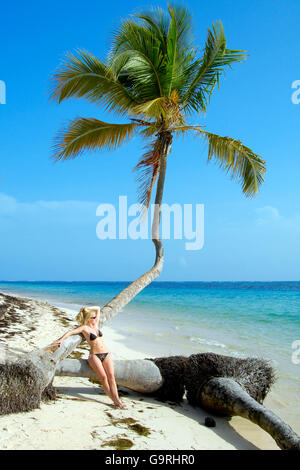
left=94, top=352, right=109, bottom=362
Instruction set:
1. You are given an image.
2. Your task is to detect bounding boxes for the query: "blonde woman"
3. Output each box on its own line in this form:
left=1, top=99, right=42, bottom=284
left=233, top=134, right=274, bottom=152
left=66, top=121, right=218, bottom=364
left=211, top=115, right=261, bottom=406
left=52, top=306, right=126, bottom=409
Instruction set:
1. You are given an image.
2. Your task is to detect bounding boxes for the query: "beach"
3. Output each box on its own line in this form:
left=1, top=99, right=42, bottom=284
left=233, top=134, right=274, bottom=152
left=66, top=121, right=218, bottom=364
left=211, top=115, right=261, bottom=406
left=1, top=0, right=300, bottom=452
left=0, top=290, right=295, bottom=450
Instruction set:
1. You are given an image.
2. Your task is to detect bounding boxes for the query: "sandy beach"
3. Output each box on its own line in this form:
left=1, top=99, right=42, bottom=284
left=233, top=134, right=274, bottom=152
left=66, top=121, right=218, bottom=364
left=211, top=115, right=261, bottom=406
left=0, top=291, right=284, bottom=450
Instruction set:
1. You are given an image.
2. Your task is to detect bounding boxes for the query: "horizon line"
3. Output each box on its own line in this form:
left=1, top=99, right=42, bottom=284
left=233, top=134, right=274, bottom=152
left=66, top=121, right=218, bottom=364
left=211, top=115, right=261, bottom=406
left=1, top=280, right=300, bottom=283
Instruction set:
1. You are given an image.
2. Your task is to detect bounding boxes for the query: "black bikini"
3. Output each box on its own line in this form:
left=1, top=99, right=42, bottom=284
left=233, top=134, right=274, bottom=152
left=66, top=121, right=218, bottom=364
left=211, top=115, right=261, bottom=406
left=89, top=328, right=109, bottom=362
left=94, top=352, right=109, bottom=362
left=89, top=329, right=103, bottom=341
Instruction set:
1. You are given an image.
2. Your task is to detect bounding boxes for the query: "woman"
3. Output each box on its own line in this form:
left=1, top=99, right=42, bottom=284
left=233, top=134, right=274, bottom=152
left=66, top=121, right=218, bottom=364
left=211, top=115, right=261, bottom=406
left=52, top=306, right=126, bottom=409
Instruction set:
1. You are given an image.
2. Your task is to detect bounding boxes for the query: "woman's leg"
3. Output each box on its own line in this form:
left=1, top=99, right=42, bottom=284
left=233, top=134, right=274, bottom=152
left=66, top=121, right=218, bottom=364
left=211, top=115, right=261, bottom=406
left=102, top=354, right=127, bottom=409
left=87, top=354, right=114, bottom=402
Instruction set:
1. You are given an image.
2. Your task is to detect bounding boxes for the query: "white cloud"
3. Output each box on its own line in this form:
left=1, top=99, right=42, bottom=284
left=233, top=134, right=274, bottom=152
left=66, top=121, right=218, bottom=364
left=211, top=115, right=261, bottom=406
left=255, top=205, right=300, bottom=231
left=255, top=206, right=280, bottom=222
left=0, top=192, right=98, bottom=218
left=0, top=193, right=18, bottom=215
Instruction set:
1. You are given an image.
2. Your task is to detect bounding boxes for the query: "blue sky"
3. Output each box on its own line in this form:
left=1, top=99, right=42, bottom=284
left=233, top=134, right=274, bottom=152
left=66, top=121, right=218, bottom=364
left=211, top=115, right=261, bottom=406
left=0, top=0, right=299, bottom=281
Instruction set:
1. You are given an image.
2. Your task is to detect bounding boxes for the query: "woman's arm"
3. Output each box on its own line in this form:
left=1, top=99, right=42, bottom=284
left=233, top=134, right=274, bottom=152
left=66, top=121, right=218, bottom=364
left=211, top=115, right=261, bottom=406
left=89, top=306, right=100, bottom=325
left=90, top=306, right=100, bottom=314
left=52, top=325, right=87, bottom=345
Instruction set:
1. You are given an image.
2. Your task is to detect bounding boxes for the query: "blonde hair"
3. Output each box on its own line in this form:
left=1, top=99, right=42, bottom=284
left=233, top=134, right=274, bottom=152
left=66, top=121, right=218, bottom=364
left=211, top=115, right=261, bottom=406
left=76, top=306, right=98, bottom=325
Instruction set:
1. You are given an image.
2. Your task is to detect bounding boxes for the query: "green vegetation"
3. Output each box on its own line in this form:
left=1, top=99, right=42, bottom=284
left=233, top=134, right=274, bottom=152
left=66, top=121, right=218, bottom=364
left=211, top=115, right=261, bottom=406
left=107, top=414, right=151, bottom=438
left=102, top=437, right=134, bottom=450
left=129, top=423, right=151, bottom=437
left=51, top=4, right=265, bottom=206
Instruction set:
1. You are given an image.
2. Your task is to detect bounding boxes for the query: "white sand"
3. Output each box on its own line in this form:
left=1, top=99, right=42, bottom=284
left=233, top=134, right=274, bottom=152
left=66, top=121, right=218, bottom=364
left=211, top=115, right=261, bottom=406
left=0, top=293, right=280, bottom=450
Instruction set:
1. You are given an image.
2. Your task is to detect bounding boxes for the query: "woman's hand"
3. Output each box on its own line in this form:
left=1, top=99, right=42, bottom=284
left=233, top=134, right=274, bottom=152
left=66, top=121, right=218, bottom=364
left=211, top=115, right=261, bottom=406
left=52, top=338, right=63, bottom=345
left=50, top=326, right=84, bottom=347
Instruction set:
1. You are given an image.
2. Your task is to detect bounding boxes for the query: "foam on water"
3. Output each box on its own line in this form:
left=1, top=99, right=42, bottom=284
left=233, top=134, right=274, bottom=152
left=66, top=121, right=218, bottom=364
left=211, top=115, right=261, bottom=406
left=189, top=336, right=227, bottom=348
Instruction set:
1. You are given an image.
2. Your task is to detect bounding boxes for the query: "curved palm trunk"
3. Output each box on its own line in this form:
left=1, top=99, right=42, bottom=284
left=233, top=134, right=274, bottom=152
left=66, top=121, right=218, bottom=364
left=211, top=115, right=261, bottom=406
left=200, top=377, right=300, bottom=450
left=41, top=134, right=170, bottom=366
left=98, top=131, right=172, bottom=327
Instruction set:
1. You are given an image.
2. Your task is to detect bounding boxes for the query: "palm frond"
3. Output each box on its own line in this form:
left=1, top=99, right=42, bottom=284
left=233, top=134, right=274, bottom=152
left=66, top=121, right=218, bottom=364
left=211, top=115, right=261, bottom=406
left=135, top=7, right=169, bottom=54
left=136, top=5, right=195, bottom=98
left=174, top=126, right=266, bottom=197
left=138, top=123, right=160, bottom=138
left=109, top=6, right=197, bottom=102
left=182, top=21, right=246, bottom=113
left=172, top=124, right=203, bottom=135
left=110, top=20, right=164, bottom=99
left=202, top=130, right=265, bottom=196
left=132, top=97, right=169, bottom=119
left=50, top=50, right=137, bottom=115
left=53, top=118, right=138, bottom=161
left=167, top=4, right=194, bottom=49
left=133, top=138, right=164, bottom=212
left=111, top=49, right=164, bottom=102
left=131, top=91, right=183, bottom=128
left=165, top=6, right=181, bottom=97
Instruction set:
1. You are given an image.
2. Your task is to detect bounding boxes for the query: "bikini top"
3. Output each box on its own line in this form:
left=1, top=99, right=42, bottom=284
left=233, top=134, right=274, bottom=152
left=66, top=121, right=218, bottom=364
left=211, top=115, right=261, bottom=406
left=89, top=329, right=103, bottom=341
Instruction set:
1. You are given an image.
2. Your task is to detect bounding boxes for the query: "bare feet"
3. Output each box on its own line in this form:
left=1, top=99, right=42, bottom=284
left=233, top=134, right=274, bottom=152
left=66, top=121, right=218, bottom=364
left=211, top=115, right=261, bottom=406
left=114, top=400, right=127, bottom=409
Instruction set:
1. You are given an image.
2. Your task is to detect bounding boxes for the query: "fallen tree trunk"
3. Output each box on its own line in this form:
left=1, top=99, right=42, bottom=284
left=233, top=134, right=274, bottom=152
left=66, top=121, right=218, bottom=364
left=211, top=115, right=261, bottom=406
left=56, top=357, right=163, bottom=393
left=200, top=377, right=300, bottom=451
left=0, top=335, right=83, bottom=415
left=54, top=354, right=300, bottom=450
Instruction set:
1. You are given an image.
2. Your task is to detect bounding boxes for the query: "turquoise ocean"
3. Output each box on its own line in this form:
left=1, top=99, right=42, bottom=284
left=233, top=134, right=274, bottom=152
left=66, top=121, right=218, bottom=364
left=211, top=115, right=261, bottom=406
left=0, top=281, right=299, bottom=431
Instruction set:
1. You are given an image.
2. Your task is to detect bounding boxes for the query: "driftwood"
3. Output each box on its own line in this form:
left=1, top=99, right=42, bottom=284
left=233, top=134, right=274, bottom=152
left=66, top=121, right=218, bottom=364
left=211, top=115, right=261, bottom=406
left=54, top=353, right=300, bottom=450
left=1, top=338, right=300, bottom=450
left=184, top=353, right=300, bottom=451
left=0, top=336, right=82, bottom=415
left=55, top=357, right=163, bottom=393
left=1, top=295, right=299, bottom=452
left=1, top=298, right=299, bottom=450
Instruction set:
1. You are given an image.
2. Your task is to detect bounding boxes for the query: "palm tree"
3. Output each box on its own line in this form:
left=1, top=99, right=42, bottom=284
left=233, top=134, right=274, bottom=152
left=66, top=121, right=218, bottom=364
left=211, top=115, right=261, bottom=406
left=50, top=4, right=265, bottom=325
left=4, top=9, right=300, bottom=449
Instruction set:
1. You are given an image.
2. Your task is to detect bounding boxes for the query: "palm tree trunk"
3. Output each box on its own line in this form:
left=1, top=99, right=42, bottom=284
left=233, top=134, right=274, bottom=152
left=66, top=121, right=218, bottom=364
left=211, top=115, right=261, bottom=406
left=200, top=377, right=300, bottom=450
left=98, top=131, right=172, bottom=326
left=41, top=132, right=171, bottom=376
left=55, top=357, right=163, bottom=393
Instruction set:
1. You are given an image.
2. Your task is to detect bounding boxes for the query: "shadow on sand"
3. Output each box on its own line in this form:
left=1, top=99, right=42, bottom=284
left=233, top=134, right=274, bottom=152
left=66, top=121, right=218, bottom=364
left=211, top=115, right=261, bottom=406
left=54, top=383, right=261, bottom=450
